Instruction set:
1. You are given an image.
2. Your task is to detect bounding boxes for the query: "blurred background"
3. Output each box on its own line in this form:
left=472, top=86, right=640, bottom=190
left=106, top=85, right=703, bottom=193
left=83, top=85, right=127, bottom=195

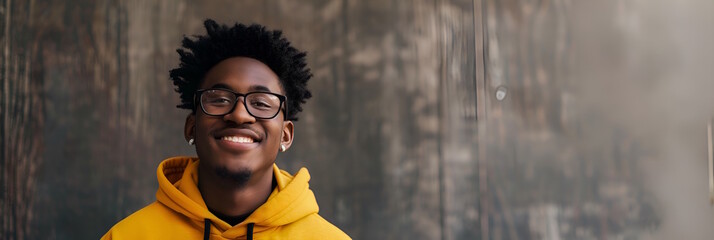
left=2, top=0, right=714, bottom=239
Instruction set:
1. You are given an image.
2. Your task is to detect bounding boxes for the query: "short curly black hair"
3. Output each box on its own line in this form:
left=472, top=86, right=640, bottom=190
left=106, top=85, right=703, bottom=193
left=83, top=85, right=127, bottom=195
left=170, top=19, right=312, bottom=121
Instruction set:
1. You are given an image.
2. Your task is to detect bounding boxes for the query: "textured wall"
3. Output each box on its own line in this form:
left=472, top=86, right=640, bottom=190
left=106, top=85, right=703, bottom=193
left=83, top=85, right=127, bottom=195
left=1, top=0, right=713, bottom=239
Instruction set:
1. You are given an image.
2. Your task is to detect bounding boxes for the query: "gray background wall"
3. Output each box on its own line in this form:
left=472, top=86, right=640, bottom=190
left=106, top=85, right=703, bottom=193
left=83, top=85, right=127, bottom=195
left=2, top=0, right=714, bottom=239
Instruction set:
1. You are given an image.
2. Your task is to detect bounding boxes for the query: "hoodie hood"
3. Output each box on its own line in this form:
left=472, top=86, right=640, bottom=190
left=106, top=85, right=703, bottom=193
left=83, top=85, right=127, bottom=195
left=155, top=156, right=319, bottom=239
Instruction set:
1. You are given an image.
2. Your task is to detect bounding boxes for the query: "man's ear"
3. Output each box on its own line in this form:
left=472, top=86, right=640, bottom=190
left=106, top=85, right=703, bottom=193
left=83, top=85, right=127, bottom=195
left=184, top=114, right=196, bottom=142
left=281, top=121, right=294, bottom=151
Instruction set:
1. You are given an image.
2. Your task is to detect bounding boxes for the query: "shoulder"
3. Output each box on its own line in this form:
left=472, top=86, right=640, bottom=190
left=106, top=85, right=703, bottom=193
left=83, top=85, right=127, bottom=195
left=281, top=214, right=351, bottom=240
left=112, top=202, right=174, bottom=228
left=101, top=202, right=199, bottom=240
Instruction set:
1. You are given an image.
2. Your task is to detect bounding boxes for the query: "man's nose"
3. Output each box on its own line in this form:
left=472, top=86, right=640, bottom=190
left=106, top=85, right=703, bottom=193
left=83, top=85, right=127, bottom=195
left=223, top=98, right=256, bottom=124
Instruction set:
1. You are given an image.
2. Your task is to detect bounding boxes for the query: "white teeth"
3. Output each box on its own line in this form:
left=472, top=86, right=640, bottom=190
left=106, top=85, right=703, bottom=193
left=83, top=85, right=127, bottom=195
left=221, top=136, right=254, bottom=143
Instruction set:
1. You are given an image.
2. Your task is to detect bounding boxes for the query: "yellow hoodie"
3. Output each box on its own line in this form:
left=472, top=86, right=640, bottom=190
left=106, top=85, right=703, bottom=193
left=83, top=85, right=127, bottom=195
left=102, top=157, right=350, bottom=240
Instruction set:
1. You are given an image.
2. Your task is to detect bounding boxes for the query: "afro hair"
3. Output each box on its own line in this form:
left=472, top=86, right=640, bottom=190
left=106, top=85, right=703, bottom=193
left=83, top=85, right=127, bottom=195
left=170, top=19, right=312, bottom=121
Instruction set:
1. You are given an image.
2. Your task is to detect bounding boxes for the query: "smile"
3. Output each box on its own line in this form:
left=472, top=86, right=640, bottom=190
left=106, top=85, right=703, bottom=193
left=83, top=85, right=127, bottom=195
left=221, top=136, right=255, bottom=143
left=212, top=128, right=263, bottom=152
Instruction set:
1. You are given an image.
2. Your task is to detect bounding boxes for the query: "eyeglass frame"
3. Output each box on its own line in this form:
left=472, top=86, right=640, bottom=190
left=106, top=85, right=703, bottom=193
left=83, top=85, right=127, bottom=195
left=193, top=88, right=289, bottom=120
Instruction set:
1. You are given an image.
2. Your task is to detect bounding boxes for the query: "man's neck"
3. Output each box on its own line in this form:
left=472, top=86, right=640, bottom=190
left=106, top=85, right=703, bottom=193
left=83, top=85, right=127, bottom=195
left=197, top=165, right=275, bottom=218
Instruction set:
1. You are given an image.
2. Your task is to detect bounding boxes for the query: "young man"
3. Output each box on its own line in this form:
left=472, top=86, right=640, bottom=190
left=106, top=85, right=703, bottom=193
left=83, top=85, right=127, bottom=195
left=102, top=19, right=350, bottom=240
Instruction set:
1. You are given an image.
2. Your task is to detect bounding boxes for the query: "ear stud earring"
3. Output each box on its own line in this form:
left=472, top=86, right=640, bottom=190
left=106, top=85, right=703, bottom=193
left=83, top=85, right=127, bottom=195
left=188, top=138, right=195, bottom=145
left=280, top=145, right=286, bottom=152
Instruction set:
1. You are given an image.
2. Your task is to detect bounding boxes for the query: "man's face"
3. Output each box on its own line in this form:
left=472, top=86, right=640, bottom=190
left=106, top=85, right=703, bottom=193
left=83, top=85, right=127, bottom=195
left=185, top=57, right=293, bottom=183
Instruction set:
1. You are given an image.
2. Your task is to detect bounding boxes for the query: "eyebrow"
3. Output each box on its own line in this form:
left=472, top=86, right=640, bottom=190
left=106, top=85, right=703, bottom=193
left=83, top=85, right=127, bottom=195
left=209, top=83, right=272, bottom=92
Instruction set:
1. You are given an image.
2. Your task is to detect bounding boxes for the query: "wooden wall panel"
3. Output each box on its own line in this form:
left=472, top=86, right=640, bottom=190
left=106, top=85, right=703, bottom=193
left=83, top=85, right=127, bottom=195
left=478, top=0, right=714, bottom=239
left=1, top=0, right=44, bottom=239
left=437, top=0, right=480, bottom=239
left=4, top=0, right=714, bottom=239
left=478, top=0, right=655, bottom=238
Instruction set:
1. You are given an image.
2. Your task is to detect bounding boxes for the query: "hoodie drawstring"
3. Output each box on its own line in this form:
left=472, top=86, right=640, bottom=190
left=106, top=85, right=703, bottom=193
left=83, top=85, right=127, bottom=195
left=204, top=219, right=211, bottom=240
left=247, top=222, right=255, bottom=240
left=203, top=219, right=255, bottom=240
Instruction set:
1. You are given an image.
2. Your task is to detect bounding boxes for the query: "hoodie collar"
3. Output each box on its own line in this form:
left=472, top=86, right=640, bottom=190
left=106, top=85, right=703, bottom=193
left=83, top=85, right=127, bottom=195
left=155, top=156, right=319, bottom=239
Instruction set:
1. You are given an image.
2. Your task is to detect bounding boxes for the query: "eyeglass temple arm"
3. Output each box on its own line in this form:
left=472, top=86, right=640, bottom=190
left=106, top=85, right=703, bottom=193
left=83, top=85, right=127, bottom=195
left=283, top=99, right=289, bottom=120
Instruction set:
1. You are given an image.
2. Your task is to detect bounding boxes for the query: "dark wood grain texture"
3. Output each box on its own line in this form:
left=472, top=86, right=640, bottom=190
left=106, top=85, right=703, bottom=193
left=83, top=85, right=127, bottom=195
left=3, top=0, right=714, bottom=239
left=1, top=0, right=44, bottom=239
left=479, top=0, right=663, bottom=239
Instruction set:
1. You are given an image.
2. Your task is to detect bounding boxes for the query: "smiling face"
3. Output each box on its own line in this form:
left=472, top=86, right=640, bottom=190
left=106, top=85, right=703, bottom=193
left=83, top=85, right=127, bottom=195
left=184, top=57, right=294, bottom=185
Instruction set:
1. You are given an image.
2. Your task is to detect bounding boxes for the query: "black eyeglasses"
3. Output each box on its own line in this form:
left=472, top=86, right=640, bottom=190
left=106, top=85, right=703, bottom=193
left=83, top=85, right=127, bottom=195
left=195, top=88, right=288, bottom=120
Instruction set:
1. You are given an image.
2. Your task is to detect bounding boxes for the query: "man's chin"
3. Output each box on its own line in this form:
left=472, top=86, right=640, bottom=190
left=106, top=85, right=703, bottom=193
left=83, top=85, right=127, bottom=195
left=214, top=166, right=252, bottom=188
